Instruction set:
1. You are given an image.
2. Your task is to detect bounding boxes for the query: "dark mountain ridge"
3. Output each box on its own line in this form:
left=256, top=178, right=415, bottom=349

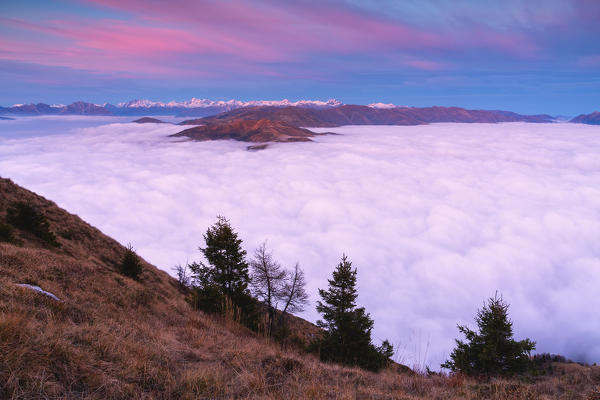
left=171, top=119, right=319, bottom=143
left=132, top=117, right=167, bottom=124
left=1, top=100, right=555, bottom=123
left=571, top=111, right=600, bottom=125
left=0, top=101, right=112, bottom=116
left=180, top=105, right=555, bottom=127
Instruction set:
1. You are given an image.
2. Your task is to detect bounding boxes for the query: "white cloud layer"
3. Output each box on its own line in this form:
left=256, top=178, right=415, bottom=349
left=1, top=118, right=599, bottom=368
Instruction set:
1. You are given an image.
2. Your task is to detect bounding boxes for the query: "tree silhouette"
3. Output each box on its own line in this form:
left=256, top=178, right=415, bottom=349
left=250, top=242, right=309, bottom=337
left=119, top=243, right=143, bottom=280
left=316, top=255, right=393, bottom=371
left=442, top=293, right=536, bottom=376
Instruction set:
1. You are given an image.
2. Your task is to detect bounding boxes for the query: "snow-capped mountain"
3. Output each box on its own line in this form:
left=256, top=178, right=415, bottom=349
left=116, top=98, right=341, bottom=109
left=116, top=98, right=342, bottom=111
left=367, top=102, right=406, bottom=109
left=0, top=98, right=344, bottom=117
left=102, top=98, right=343, bottom=117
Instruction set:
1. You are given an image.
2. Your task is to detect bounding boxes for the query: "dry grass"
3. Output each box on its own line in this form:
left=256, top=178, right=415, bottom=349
left=1, top=176, right=599, bottom=399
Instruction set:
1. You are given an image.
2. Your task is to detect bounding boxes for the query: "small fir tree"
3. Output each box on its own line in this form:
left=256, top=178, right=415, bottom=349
left=316, top=255, right=393, bottom=371
left=6, top=201, right=58, bottom=246
left=197, top=216, right=250, bottom=301
left=189, top=216, right=259, bottom=329
left=442, top=293, right=536, bottom=376
left=119, top=243, right=143, bottom=280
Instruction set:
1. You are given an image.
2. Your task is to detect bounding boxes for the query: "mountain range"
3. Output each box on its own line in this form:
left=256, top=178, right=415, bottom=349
left=179, top=105, right=555, bottom=127
left=0, top=99, right=343, bottom=117
left=570, top=111, right=600, bottom=125
left=169, top=105, right=554, bottom=147
left=2, top=98, right=599, bottom=126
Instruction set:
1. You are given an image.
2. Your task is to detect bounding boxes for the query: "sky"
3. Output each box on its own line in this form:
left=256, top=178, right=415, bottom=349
left=1, top=0, right=599, bottom=115
left=1, top=119, right=599, bottom=367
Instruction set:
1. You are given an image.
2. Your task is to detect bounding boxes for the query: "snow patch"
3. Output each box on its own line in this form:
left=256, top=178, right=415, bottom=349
left=117, top=98, right=342, bottom=109
left=17, top=284, right=61, bottom=301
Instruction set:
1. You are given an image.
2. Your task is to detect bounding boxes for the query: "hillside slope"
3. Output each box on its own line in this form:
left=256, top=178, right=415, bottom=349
left=180, top=105, right=554, bottom=127
left=171, top=119, right=317, bottom=143
left=1, top=177, right=599, bottom=399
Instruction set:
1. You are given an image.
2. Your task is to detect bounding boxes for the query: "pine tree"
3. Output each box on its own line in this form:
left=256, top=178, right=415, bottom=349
left=316, top=255, right=393, bottom=371
left=442, top=293, right=536, bottom=376
left=119, top=243, right=143, bottom=280
left=189, top=216, right=259, bottom=329
left=197, top=215, right=250, bottom=301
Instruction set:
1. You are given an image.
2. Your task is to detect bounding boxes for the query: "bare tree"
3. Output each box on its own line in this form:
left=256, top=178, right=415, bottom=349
left=250, top=242, right=286, bottom=335
left=278, top=262, right=309, bottom=324
left=173, top=263, right=191, bottom=291
left=250, top=242, right=309, bottom=337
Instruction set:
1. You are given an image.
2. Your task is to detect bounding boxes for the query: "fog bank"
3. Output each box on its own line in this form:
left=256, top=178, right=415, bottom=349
left=1, top=120, right=599, bottom=367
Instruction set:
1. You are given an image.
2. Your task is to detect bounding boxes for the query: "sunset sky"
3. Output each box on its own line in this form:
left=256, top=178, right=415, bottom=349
left=1, top=0, right=599, bottom=114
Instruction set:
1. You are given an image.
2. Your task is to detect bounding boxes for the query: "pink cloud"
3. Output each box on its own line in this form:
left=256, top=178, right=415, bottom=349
left=405, top=60, right=446, bottom=71
left=0, top=1, right=543, bottom=78
left=578, top=55, right=600, bottom=68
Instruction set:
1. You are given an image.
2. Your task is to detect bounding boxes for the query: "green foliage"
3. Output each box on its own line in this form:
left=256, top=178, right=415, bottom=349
left=189, top=216, right=261, bottom=330
left=442, top=293, right=536, bottom=376
left=6, top=201, right=59, bottom=246
left=197, top=216, right=250, bottom=302
left=316, top=255, right=393, bottom=372
left=119, top=243, right=143, bottom=280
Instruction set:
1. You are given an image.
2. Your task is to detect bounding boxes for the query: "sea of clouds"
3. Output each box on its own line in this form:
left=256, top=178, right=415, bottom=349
left=1, top=117, right=599, bottom=368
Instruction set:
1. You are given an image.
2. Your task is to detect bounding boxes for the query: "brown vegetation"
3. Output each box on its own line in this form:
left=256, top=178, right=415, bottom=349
left=179, top=105, right=554, bottom=127
left=171, top=119, right=319, bottom=143
left=133, top=117, right=167, bottom=124
left=1, top=176, right=599, bottom=399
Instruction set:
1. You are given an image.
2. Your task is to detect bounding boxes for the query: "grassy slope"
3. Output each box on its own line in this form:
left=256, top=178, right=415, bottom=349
left=1, top=176, right=599, bottom=399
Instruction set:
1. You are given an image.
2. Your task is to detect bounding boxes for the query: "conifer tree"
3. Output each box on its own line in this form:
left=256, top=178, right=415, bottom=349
left=194, top=215, right=250, bottom=302
left=442, top=293, right=536, bottom=376
left=316, top=255, right=393, bottom=371
left=189, top=216, right=259, bottom=329
left=119, top=243, right=143, bottom=280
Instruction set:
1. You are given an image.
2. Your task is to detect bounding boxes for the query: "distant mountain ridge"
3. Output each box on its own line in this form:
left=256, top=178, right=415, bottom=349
left=0, top=99, right=568, bottom=123
left=0, top=101, right=112, bottom=116
left=180, top=105, right=555, bottom=127
left=570, top=111, right=600, bottom=125
left=0, top=98, right=343, bottom=117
